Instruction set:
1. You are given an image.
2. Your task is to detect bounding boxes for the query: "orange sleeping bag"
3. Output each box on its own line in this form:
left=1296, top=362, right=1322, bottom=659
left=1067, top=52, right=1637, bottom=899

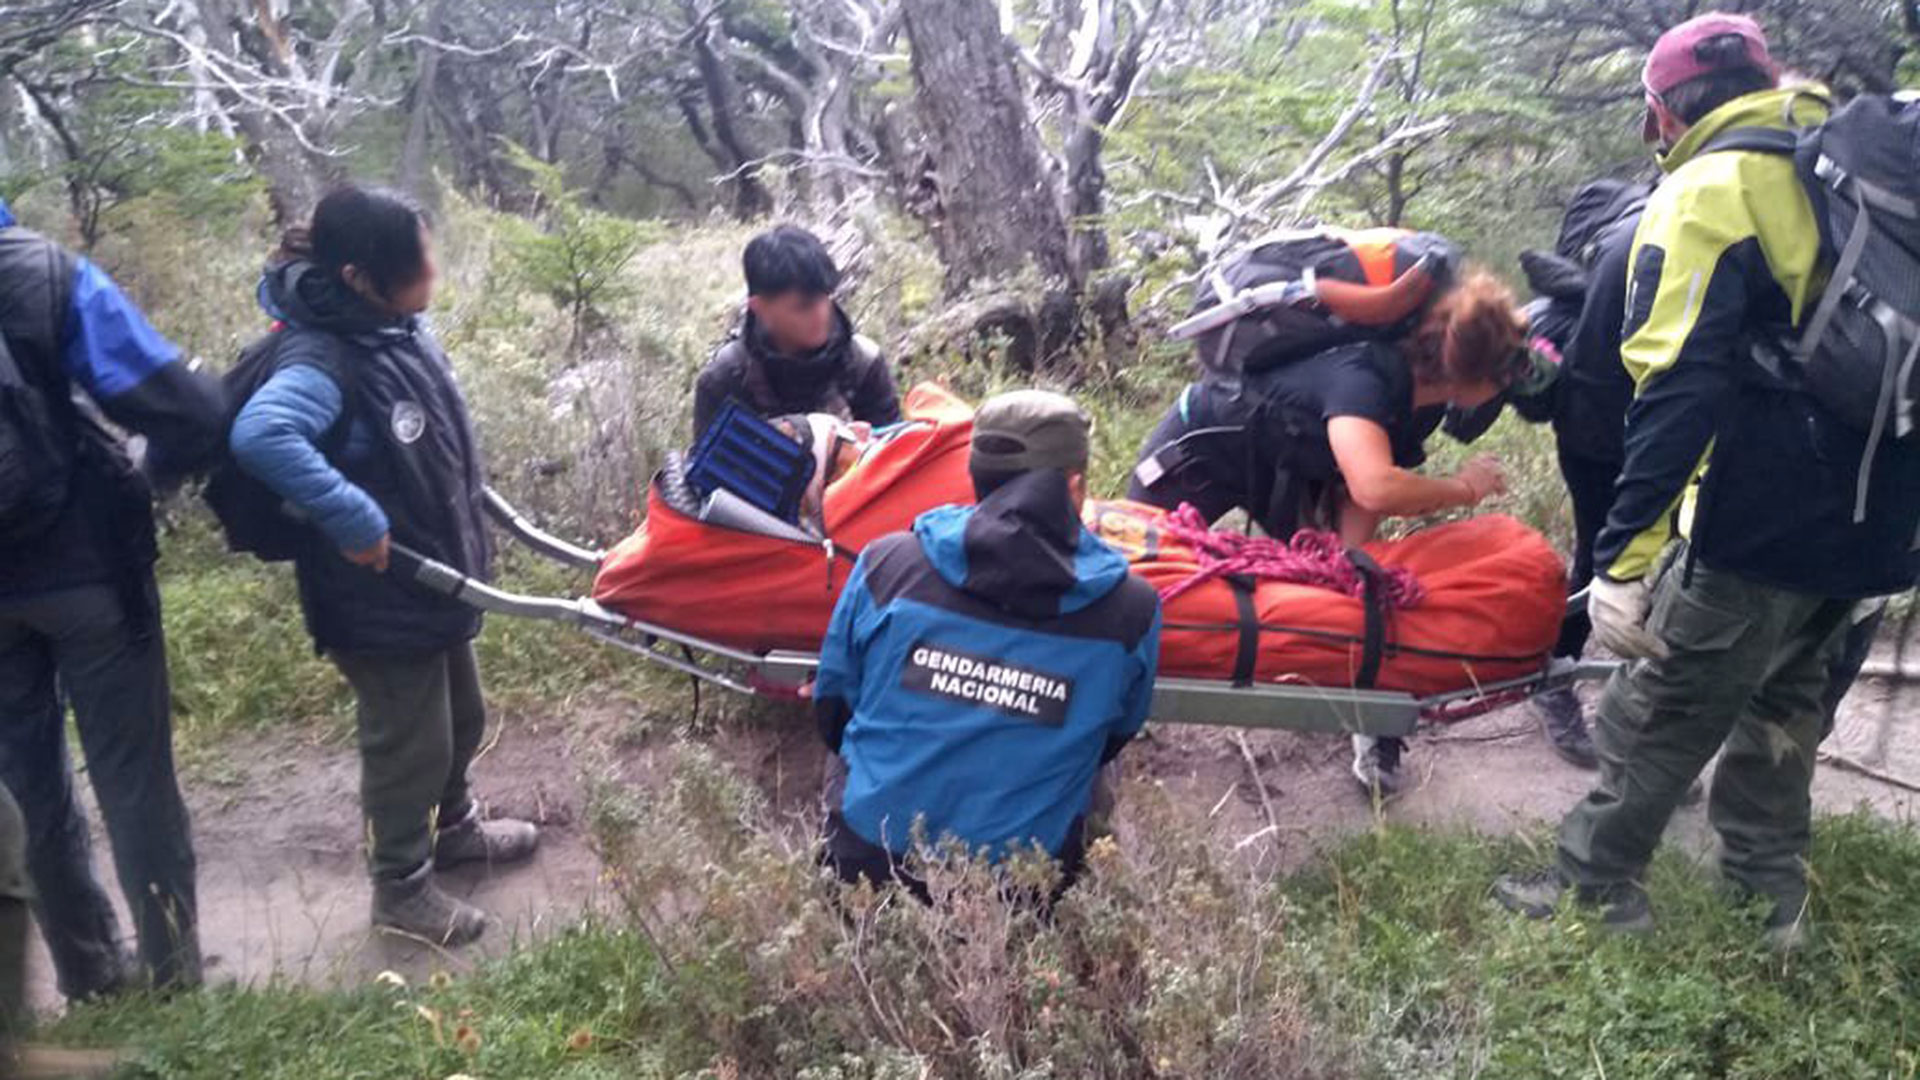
left=592, top=383, right=978, bottom=651
left=592, top=386, right=1567, bottom=697
left=1083, top=501, right=1566, bottom=696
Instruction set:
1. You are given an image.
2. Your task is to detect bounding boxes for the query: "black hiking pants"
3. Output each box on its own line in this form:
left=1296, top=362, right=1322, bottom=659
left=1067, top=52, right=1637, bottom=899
left=0, top=579, right=201, bottom=999
left=1552, top=445, right=1622, bottom=660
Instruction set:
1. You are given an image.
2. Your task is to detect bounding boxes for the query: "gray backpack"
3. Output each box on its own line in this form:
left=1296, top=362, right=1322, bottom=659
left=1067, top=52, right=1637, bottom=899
left=1709, top=92, right=1920, bottom=521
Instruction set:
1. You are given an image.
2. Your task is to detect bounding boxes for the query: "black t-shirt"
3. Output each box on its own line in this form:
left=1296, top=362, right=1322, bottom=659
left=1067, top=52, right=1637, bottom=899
left=1188, top=343, right=1436, bottom=470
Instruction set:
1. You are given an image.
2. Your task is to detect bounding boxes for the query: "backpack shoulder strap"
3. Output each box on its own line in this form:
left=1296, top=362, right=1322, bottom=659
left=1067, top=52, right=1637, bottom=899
left=1699, top=126, right=1799, bottom=157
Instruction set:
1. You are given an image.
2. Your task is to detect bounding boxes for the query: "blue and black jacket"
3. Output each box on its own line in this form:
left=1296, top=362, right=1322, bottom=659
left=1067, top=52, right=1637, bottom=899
left=0, top=197, right=225, bottom=598
left=814, top=469, right=1161, bottom=864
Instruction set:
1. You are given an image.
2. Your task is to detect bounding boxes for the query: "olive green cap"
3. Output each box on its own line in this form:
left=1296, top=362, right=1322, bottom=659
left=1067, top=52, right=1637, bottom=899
left=970, top=389, right=1091, bottom=475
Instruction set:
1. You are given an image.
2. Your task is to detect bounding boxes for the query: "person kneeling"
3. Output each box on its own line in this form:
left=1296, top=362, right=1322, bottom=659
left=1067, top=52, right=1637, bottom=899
left=812, top=391, right=1161, bottom=899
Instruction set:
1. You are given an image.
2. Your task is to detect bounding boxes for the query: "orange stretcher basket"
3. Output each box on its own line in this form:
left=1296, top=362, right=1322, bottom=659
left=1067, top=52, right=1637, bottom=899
left=591, top=385, right=1565, bottom=696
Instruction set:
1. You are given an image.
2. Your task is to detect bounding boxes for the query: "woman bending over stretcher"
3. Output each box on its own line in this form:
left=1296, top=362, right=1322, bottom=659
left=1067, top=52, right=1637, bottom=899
left=1128, top=270, right=1529, bottom=546
left=1128, top=269, right=1530, bottom=795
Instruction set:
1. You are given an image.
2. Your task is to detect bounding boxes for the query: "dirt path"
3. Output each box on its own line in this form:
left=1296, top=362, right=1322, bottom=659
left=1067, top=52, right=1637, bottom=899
left=26, top=664, right=1919, bottom=1011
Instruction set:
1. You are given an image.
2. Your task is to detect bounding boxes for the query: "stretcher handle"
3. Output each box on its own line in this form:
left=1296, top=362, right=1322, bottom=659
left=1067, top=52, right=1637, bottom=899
left=482, top=487, right=604, bottom=570
left=1566, top=585, right=1589, bottom=621
left=386, top=541, right=618, bottom=626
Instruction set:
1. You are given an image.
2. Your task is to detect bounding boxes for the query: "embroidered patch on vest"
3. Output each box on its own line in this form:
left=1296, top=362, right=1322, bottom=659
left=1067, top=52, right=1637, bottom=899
left=391, top=400, right=426, bottom=444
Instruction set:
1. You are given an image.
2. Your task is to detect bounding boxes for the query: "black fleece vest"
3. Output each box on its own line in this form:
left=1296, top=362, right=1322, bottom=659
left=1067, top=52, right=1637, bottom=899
left=285, top=322, right=494, bottom=653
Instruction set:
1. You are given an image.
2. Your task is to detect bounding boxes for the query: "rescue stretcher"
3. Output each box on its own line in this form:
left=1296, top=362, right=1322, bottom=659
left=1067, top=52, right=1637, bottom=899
left=387, top=489, right=1620, bottom=739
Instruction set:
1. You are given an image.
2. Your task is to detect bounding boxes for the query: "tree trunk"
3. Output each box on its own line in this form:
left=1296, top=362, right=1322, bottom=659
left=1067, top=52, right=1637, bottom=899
left=189, top=0, right=328, bottom=225
left=899, top=0, right=1074, bottom=292
left=234, top=109, right=328, bottom=225
left=395, top=0, right=447, bottom=198
left=1063, top=121, right=1110, bottom=276
left=1382, top=151, right=1409, bottom=228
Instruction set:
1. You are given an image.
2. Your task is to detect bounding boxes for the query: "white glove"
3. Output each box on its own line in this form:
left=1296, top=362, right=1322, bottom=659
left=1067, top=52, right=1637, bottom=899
left=1587, top=574, right=1669, bottom=661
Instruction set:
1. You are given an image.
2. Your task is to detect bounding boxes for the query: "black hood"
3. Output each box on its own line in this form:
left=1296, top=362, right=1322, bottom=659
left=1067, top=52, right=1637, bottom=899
left=740, top=303, right=855, bottom=399
left=915, top=469, right=1127, bottom=622
left=258, top=259, right=411, bottom=338
left=1552, top=179, right=1651, bottom=264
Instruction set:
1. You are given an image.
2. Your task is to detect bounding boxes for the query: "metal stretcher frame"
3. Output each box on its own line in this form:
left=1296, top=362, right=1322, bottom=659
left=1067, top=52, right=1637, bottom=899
left=390, top=489, right=1619, bottom=738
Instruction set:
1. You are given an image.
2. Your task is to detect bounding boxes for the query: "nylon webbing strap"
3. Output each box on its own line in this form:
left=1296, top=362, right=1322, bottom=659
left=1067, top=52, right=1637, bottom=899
left=1799, top=177, right=1873, bottom=368
left=1698, top=126, right=1797, bottom=157
left=1227, top=575, right=1260, bottom=687
left=1344, top=548, right=1389, bottom=689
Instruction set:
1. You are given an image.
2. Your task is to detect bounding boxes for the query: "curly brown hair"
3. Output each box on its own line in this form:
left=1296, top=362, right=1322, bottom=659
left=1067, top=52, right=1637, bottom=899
left=1402, top=269, right=1528, bottom=387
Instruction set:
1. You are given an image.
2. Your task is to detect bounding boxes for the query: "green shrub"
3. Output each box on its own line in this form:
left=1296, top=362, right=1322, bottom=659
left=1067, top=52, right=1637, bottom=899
left=1283, top=816, right=1920, bottom=1079
left=499, top=143, right=660, bottom=351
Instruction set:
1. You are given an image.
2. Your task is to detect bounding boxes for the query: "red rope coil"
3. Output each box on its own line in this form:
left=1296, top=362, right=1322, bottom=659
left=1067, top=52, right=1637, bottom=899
left=1153, top=503, right=1425, bottom=609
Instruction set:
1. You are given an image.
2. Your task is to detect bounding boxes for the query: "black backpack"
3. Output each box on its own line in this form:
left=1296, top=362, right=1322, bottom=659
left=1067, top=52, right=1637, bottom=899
left=0, top=227, right=77, bottom=546
left=1707, top=92, right=1920, bottom=520
left=1171, top=227, right=1456, bottom=385
left=202, top=328, right=351, bottom=561
left=1518, top=179, right=1652, bottom=313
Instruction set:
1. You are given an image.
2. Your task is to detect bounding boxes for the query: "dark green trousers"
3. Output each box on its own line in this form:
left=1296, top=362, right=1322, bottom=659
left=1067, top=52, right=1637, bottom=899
left=1559, top=553, right=1853, bottom=909
left=331, top=643, right=486, bottom=880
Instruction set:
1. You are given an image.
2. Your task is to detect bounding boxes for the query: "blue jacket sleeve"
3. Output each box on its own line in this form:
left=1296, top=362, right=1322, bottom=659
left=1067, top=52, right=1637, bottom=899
left=62, top=258, right=226, bottom=474
left=229, top=365, right=389, bottom=552
left=813, top=556, right=874, bottom=752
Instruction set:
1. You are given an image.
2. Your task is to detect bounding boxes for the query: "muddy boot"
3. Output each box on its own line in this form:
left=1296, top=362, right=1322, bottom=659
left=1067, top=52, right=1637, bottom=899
left=433, top=807, right=539, bottom=871
left=1533, top=688, right=1598, bottom=769
left=371, top=864, right=485, bottom=947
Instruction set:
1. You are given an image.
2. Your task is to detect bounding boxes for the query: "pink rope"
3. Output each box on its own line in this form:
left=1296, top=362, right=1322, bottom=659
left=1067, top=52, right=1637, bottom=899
left=1154, top=503, right=1425, bottom=608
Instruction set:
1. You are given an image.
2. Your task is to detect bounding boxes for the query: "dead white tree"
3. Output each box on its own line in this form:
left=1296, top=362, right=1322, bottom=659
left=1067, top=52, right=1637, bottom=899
left=687, top=0, right=904, bottom=212
left=1012, top=0, right=1166, bottom=278
left=1129, top=47, right=1454, bottom=259
left=91, top=0, right=400, bottom=223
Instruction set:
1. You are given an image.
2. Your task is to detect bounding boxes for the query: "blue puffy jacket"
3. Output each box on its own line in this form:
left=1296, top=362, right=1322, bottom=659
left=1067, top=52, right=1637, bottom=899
left=813, top=468, right=1160, bottom=862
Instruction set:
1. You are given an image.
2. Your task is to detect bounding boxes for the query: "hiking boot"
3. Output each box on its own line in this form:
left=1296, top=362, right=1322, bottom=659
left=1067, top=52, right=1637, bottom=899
left=1759, top=894, right=1812, bottom=953
left=371, top=864, right=486, bottom=947
left=1491, top=868, right=1655, bottom=934
left=1763, top=916, right=1812, bottom=954
left=1533, top=688, right=1599, bottom=769
left=434, top=806, right=539, bottom=870
left=1350, top=735, right=1406, bottom=798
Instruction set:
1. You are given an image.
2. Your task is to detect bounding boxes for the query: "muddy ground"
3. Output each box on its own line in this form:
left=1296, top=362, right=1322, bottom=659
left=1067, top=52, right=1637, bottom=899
left=24, top=649, right=1919, bottom=1011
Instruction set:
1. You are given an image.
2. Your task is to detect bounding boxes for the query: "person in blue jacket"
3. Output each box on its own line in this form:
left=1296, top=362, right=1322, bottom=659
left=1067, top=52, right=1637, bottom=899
left=0, top=197, right=224, bottom=999
left=813, top=390, right=1161, bottom=898
left=228, top=186, right=535, bottom=947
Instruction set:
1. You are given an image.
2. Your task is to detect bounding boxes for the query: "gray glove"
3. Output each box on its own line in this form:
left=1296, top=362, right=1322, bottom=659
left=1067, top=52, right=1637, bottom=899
left=1587, top=574, right=1669, bottom=661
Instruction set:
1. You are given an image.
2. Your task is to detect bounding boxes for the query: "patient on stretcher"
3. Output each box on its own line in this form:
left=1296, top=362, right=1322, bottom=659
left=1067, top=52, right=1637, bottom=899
left=681, top=400, right=929, bottom=539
